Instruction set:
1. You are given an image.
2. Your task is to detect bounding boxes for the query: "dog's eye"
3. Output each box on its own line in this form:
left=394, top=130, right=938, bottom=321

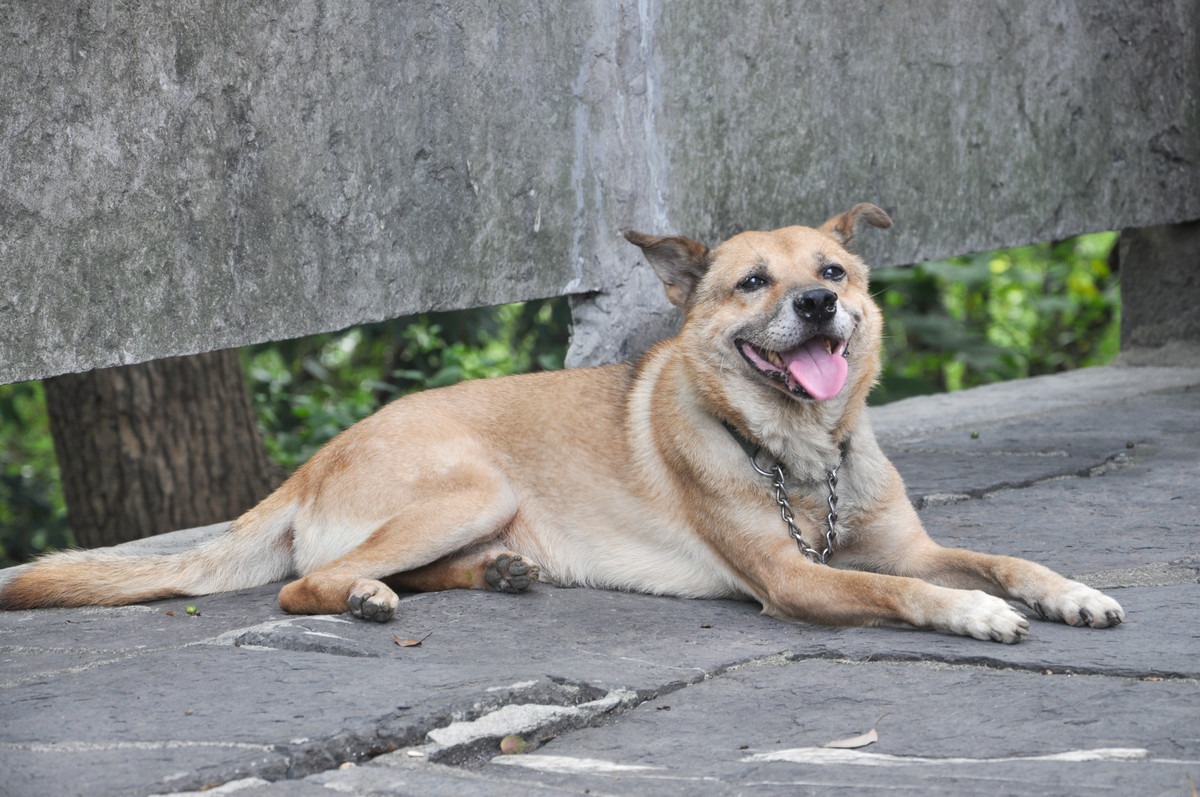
left=821, top=264, right=846, bottom=282
left=737, top=274, right=769, bottom=292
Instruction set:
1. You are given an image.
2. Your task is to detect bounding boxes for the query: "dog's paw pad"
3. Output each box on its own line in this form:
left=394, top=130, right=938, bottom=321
left=485, top=553, right=540, bottom=593
left=348, top=580, right=399, bottom=622
left=1031, top=583, right=1124, bottom=629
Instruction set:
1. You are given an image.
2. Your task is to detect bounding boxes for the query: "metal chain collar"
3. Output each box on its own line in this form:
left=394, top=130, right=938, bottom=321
left=748, top=447, right=842, bottom=564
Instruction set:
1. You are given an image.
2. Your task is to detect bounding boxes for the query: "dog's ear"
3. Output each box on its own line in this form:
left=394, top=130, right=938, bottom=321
left=623, top=230, right=710, bottom=307
left=819, top=203, right=893, bottom=251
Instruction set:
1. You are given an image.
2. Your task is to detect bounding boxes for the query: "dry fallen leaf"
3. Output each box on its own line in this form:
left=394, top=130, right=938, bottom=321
left=820, top=714, right=888, bottom=749
left=500, top=734, right=532, bottom=755
left=393, top=632, right=432, bottom=647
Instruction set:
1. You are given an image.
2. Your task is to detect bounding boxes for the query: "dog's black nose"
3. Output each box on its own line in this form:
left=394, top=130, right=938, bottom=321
left=795, top=288, right=838, bottom=322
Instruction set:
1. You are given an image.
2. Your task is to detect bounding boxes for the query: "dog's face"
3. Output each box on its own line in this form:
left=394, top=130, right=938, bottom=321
left=626, top=204, right=891, bottom=428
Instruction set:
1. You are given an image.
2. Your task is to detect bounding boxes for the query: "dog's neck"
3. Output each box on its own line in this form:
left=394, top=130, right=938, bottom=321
left=647, top=342, right=852, bottom=485
left=719, top=413, right=848, bottom=486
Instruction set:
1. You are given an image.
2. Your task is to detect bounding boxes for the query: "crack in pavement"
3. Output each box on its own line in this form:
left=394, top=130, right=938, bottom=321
left=911, top=450, right=1136, bottom=509
left=788, top=651, right=1200, bottom=684
left=133, top=652, right=814, bottom=790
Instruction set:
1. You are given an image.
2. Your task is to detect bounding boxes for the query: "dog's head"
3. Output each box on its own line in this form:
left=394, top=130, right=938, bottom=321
left=626, top=204, right=891, bottom=433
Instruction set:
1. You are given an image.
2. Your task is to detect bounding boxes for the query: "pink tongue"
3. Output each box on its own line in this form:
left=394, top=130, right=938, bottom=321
left=784, top=339, right=848, bottom=401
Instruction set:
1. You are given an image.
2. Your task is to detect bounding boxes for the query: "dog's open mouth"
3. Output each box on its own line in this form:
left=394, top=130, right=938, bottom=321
left=737, top=336, right=850, bottom=401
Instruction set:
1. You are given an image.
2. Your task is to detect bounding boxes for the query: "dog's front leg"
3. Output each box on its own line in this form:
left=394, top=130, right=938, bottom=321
left=887, top=541, right=1125, bottom=630
left=844, top=496, right=1125, bottom=629
left=748, top=546, right=1030, bottom=642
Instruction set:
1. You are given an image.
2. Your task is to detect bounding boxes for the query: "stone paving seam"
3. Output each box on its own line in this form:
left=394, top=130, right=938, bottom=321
left=186, top=672, right=687, bottom=784
left=413, top=689, right=640, bottom=767
left=394, top=650, right=823, bottom=769
left=791, top=648, right=1200, bottom=683
left=240, top=649, right=820, bottom=780
left=789, top=653, right=1200, bottom=685
left=910, top=450, right=1136, bottom=508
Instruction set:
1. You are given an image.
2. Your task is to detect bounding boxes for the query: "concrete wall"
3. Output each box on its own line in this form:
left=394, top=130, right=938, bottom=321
left=1120, top=220, right=1200, bottom=355
left=2, top=0, right=1197, bottom=383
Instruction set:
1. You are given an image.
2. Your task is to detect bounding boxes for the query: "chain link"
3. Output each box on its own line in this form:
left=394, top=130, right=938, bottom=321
left=749, top=448, right=841, bottom=564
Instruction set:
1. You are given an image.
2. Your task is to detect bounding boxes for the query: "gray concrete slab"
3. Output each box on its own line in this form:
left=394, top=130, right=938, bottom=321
left=5, top=2, right=1199, bottom=382
left=2, top=363, right=1199, bottom=796
left=473, top=659, right=1200, bottom=796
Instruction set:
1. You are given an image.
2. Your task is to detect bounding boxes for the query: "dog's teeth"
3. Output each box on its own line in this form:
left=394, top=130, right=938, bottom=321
left=824, top=338, right=832, bottom=354
left=767, top=350, right=783, bottom=367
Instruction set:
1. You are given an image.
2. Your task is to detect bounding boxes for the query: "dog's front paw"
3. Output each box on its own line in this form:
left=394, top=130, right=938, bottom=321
left=1031, top=583, right=1124, bottom=629
left=348, top=579, right=399, bottom=622
left=947, top=591, right=1030, bottom=644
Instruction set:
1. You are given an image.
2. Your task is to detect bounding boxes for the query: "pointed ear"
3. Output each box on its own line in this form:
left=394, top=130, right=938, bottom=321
left=818, top=203, right=893, bottom=251
left=623, top=230, right=710, bottom=308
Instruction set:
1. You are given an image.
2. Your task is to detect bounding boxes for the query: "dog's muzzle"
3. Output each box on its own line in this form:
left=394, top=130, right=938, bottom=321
left=737, top=333, right=850, bottom=401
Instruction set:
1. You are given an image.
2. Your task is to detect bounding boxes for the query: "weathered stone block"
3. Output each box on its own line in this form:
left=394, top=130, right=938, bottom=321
left=1, top=1, right=1196, bottom=381
left=1119, top=220, right=1200, bottom=354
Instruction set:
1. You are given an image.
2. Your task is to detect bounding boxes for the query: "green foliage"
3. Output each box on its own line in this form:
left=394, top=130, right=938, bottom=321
left=869, top=232, right=1120, bottom=405
left=0, top=382, right=73, bottom=568
left=243, top=298, right=571, bottom=470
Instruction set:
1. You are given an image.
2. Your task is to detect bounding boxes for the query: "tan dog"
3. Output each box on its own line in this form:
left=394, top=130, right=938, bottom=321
left=0, top=205, right=1124, bottom=642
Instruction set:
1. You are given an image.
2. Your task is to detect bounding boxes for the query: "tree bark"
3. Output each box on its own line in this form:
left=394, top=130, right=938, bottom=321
left=43, top=349, right=283, bottom=549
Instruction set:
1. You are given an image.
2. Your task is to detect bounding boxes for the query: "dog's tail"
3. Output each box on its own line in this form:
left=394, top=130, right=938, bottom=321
left=0, top=489, right=298, bottom=610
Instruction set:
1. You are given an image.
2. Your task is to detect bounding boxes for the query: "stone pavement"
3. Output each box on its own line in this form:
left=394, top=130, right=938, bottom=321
left=1, top=363, right=1198, bottom=797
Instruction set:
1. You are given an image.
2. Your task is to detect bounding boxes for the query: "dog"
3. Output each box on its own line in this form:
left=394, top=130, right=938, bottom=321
left=0, top=204, right=1125, bottom=642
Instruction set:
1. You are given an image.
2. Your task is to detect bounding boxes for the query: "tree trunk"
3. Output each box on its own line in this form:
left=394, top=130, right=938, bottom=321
left=43, top=349, right=283, bottom=549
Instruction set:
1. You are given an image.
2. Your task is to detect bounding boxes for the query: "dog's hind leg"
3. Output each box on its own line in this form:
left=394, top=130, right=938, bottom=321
left=277, top=462, right=521, bottom=621
left=384, top=545, right=539, bottom=594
